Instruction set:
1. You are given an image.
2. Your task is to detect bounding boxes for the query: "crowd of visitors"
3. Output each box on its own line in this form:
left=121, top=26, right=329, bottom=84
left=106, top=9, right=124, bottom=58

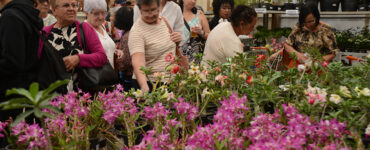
left=0, top=0, right=339, bottom=98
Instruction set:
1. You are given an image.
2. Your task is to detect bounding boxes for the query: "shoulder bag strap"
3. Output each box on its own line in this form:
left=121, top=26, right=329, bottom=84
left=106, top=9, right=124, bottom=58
left=79, top=23, right=87, bottom=51
left=184, top=18, right=191, bottom=32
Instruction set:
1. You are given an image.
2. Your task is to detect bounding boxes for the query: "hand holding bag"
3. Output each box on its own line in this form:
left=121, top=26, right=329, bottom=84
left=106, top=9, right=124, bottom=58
left=162, top=17, right=189, bottom=70
left=78, top=23, right=118, bottom=90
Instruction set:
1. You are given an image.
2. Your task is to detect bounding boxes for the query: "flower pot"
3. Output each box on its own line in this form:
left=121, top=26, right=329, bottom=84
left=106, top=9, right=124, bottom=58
left=341, top=0, right=358, bottom=11
left=276, top=5, right=284, bottom=11
left=261, top=3, right=273, bottom=10
left=305, top=0, right=319, bottom=6
left=358, top=4, right=368, bottom=11
left=268, top=4, right=275, bottom=10
left=283, top=3, right=296, bottom=10
left=295, top=3, right=304, bottom=10
left=320, top=0, right=340, bottom=11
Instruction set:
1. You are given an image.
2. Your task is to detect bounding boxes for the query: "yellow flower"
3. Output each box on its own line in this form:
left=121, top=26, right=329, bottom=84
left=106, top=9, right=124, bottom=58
left=329, top=94, right=342, bottom=104
left=133, top=89, right=143, bottom=98
left=339, top=86, right=352, bottom=98
left=188, top=65, right=200, bottom=75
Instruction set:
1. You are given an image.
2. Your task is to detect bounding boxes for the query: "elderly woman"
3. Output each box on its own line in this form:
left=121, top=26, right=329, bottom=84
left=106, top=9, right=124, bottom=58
left=84, top=0, right=123, bottom=69
left=133, top=0, right=184, bottom=38
left=209, top=0, right=234, bottom=30
left=36, top=0, right=57, bottom=26
left=38, top=0, right=107, bottom=89
left=179, top=0, right=210, bottom=63
left=202, top=5, right=257, bottom=65
left=269, top=4, right=338, bottom=65
left=129, top=0, right=180, bottom=92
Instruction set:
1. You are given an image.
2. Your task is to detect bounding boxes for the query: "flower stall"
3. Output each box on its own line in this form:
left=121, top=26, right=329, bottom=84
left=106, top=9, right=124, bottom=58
left=0, top=49, right=369, bottom=149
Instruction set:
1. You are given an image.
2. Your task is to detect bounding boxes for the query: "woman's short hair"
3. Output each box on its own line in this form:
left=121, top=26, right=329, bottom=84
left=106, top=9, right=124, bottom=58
left=136, top=0, right=160, bottom=9
left=212, top=0, right=234, bottom=18
left=114, top=6, right=133, bottom=31
left=230, top=5, right=256, bottom=27
left=299, top=4, right=320, bottom=29
left=84, top=0, right=108, bottom=14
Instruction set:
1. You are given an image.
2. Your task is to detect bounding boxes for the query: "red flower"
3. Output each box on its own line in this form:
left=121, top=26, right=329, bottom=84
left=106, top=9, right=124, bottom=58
left=170, top=65, right=180, bottom=74
left=247, top=75, right=253, bottom=84
left=256, top=54, right=266, bottom=62
left=255, top=54, right=266, bottom=68
left=321, top=61, right=329, bottom=68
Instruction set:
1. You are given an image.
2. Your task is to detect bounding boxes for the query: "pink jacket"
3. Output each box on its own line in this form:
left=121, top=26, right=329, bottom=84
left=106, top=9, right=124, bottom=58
left=37, top=20, right=107, bottom=68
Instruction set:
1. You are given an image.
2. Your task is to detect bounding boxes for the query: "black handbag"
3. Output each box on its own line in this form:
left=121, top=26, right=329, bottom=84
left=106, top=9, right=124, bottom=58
left=78, top=23, right=118, bottom=90
left=37, top=31, right=70, bottom=93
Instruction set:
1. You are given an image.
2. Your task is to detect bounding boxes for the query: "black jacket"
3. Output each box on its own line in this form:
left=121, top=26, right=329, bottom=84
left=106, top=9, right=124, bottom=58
left=209, top=16, right=220, bottom=31
left=0, top=0, right=43, bottom=98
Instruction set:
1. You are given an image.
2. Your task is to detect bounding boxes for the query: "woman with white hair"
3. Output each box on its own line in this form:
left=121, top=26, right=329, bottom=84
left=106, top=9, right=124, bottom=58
left=84, top=0, right=123, bottom=68
left=39, top=0, right=107, bottom=90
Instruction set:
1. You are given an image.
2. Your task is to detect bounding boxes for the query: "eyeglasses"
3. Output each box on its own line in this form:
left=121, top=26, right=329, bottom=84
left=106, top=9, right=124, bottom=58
left=57, top=3, right=78, bottom=9
left=92, top=11, right=107, bottom=17
left=141, top=8, right=159, bottom=16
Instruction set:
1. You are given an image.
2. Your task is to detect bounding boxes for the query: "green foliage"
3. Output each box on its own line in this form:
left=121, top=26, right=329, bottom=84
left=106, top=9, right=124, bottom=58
left=335, top=26, right=370, bottom=50
left=254, top=26, right=292, bottom=45
left=0, top=80, right=69, bottom=126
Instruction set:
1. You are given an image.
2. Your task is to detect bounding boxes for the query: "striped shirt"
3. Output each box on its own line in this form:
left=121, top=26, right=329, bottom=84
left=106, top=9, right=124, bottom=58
left=128, top=18, right=176, bottom=81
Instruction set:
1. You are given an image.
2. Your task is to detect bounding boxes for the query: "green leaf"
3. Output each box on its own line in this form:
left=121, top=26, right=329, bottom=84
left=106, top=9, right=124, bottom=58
left=2, top=104, right=33, bottom=110
left=12, top=110, right=34, bottom=126
left=5, top=88, right=34, bottom=103
left=135, top=123, right=147, bottom=130
left=43, top=79, right=69, bottom=95
left=34, top=108, right=42, bottom=118
left=86, top=125, right=97, bottom=133
left=268, top=71, right=282, bottom=85
left=0, top=97, right=33, bottom=108
left=35, top=91, right=44, bottom=104
left=134, top=110, right=144, bottom=121
left=37, top=92, right=59, bottom=106
left=29, top=82, right=39, bottom=99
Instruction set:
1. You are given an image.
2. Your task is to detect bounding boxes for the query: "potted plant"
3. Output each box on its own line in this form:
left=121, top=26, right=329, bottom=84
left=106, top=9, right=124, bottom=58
left=342, top=0, right=358, bottom=11
left=295, top=0, right=304, bottom=10
left=320, top=0, right=340, bottom=11
left=305, top=0, right=319, bottom=6
left=358, top=0, right=368, bottom=11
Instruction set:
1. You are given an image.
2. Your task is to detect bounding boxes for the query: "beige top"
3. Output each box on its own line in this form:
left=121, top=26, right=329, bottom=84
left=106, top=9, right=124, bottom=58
left=202, top=22, right=243, bottom=65
left=128, top=18, right=176, bottom=81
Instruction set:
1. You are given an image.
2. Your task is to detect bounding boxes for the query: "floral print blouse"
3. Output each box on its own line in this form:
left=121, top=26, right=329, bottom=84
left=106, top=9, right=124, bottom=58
left=286, top=23, right=339, bottom=55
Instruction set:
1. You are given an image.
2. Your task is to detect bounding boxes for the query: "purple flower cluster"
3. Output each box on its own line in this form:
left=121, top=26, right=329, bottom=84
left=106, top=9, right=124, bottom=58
left=44, top=114, right=66, bottom=134
left=134, top=119, right=181, bottom=150
left=51, top=91, right=90, bottom=118
left=244, top=104, right=348, bottom=149
left=0, top=122, right=6, bottom=138
left=12, top=122, right=48, bottom=150
left=142, top=102, right=170, bottom=120
left=173, top=98, right=198, bottom=120
left=100, top=85, right=138, bottom=124
left=214, top=93, right=248, bottom=127
left=186, top=94, right=349, bottom=149
left=186, top=93, right=248, bottom=149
